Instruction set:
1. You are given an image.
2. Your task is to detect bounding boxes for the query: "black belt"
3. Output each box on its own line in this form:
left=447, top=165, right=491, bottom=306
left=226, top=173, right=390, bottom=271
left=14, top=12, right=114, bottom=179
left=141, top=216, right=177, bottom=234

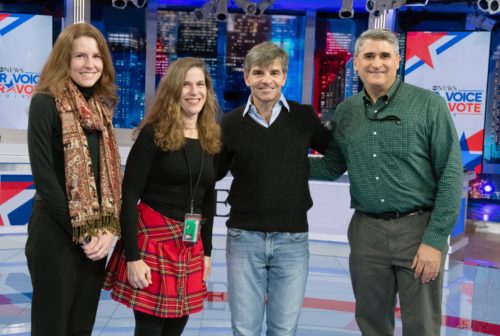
left=359, top=206, right=433, bottom=220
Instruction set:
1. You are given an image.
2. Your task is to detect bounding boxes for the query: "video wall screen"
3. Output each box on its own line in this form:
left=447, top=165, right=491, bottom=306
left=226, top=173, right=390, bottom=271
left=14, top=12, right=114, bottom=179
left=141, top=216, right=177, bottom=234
left=96, top=7, right=369, bottom=128
left=107, top=28, right=146, bottom=129
left=313, top=18, right=358, bottom=120
left=100, top=8, right=370, bottom=128
left=482, top=33, right=500, bottom=175
left=156, top=9, right=305, bottom=114
left=91, top=5, right=147, bottom=129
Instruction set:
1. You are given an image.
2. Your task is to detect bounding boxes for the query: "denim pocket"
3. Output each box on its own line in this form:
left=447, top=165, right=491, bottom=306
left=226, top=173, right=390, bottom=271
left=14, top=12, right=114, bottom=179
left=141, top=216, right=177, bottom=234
left=227, top=228, right=244, bottom=239
left=285, top=232, right=308, bottom=241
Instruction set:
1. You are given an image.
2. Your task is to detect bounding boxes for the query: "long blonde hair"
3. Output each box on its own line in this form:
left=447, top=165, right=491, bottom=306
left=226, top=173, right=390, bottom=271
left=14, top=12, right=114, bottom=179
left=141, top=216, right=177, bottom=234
left=140, top=57, right=221, bottom=155
left=36, top=22, right=117, bottom=106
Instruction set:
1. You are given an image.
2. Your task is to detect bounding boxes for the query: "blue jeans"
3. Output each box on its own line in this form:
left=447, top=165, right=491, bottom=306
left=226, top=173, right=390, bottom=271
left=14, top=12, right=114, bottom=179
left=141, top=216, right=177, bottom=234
left=226, top=228, right=309, bottom=336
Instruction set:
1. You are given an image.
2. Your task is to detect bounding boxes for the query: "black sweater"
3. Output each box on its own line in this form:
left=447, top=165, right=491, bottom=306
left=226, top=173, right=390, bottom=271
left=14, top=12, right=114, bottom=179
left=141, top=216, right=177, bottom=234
left=121, top=124, right=216, bottom=261
left=218, top=100, right=330, bottom=232
left=27, top=92, right=100, bottom=238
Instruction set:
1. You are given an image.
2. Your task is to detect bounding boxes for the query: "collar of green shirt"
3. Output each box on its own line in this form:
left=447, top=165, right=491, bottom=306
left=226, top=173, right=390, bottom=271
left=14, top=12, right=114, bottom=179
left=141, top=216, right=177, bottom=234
left=362, top=78, right=401, bottom=106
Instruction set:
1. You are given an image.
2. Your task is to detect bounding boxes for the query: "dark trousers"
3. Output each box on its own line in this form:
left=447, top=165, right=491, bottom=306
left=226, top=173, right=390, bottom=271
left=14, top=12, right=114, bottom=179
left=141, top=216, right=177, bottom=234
left=25, top=201, right=106, bottom=336
left=348, top=211, right=447, bottom=336
left=134, top=310, right=189, bottom=336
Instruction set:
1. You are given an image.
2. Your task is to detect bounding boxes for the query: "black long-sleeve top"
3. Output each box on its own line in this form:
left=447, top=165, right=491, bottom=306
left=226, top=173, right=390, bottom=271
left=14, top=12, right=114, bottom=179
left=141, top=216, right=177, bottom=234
left=27, top=91, right=100, bottom=238
left=121, top=124, right=216, bottom=261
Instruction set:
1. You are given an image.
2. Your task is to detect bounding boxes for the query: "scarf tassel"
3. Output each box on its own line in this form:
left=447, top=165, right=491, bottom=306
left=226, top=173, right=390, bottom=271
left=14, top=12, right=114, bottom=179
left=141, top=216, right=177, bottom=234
left=72, top=215, right=120, bottom=243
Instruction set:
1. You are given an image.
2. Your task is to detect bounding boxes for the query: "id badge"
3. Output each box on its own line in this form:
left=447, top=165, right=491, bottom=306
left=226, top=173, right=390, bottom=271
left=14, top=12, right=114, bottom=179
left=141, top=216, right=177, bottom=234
left=183, top=213, right=202, bottom=243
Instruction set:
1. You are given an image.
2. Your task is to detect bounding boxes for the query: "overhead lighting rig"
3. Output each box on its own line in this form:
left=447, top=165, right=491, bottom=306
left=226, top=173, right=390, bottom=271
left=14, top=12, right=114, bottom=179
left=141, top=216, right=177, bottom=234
left=254, top=0, right=275, bottom=15
left=477, top=0, right=500, bottom=15
left=234, top=0, right=258, bottom=15
left=216, top=0, right=229, bottom=21
left=339, top=0, right=354, bottom=19
left=112, top=0, right=147, bottom=9
left=193, top=0, right=216, bottom=20
left=366, top=0, right=428, bottom=16
left=193, top=0, right=275, bottom=21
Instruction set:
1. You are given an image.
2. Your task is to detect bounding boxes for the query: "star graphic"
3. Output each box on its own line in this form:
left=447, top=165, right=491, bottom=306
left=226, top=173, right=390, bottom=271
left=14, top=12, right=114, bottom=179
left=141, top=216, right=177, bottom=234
left=405, top=32, right=447, bottom=69
left=460, top=133, right=482, bottom=173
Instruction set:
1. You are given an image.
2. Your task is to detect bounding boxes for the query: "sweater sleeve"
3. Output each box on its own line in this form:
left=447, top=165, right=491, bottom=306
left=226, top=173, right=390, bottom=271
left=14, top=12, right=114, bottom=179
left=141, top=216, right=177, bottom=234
left=27, top=94, right=72, bottom=237
left=306, top=105, right=331, bottom=154
left=121, top=125, right=157, bottom=261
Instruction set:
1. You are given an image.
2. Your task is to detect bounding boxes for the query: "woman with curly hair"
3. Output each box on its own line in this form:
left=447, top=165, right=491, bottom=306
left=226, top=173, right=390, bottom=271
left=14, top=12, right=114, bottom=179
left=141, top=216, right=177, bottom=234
left=104, top=57, right=221, bottom=336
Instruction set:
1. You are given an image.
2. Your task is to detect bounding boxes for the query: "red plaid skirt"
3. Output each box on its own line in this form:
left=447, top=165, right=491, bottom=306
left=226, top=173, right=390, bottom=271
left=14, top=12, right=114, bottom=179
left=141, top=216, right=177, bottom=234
left=103, top=202, right=206, bottom=318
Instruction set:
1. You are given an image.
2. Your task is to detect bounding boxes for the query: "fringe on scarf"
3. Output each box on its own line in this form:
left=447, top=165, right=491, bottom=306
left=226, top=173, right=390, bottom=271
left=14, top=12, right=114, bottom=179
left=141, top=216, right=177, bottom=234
left=72, top=215, right=120, bottom=243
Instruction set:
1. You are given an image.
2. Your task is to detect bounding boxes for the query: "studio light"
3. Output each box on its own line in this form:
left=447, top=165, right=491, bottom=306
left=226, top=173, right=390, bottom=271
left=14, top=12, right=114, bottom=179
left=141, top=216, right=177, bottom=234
left=129, top=0, right=147, bottom=8
left=193, top=0, right=275, bottom=21
left=366, top=0, right=428, bottom=16
left=216, top=0, right=229, bottom=21
left=234, top=0, right=258, bottom=15
left=255, top=0, right=275, bottom=15
left=478, top=0, right=500, bottom=15
left=112, top=0, right=127, bottom=9
left=339, top=0, right=354, bottom=19
left=112, top=0, right=147, bottom=9
left=482, top=183, right=495, bottom=194
left=193, top=0, right=216, bottom=20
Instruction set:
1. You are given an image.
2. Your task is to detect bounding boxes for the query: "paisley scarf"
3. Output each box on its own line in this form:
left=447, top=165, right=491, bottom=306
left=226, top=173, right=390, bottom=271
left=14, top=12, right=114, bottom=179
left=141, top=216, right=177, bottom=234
left=55, top=80, right=122, bottom=241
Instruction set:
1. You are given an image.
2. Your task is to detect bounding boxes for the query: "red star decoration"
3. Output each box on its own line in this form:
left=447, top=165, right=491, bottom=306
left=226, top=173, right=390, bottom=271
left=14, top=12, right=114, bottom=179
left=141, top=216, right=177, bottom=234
left=406, top=32, right=447, bottom=69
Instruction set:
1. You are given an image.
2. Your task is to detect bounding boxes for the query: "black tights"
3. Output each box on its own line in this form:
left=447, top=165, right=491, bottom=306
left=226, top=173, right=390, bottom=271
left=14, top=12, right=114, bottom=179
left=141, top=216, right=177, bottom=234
left=134, top=310, right=189, bottom=336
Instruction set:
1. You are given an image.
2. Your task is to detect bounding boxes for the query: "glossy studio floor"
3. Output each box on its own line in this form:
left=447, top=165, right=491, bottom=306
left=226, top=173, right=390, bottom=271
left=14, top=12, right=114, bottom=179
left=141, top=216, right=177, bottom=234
left=1, top=201, right=500, bottom=336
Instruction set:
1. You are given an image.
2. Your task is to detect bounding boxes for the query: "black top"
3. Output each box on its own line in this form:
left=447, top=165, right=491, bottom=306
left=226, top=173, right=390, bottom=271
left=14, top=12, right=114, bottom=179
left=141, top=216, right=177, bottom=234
left=218, top=100, right=331, bottom=233
left=121, top=124, right=216, bottom=261
left=27, top=92, right=101, bottom=238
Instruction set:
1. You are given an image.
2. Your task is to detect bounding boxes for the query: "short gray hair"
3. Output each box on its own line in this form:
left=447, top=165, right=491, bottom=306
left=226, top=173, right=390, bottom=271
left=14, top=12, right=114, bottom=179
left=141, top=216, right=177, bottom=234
left=244, top=41, right=289, bottom=74
left=354, top=29, right=399, bottom=57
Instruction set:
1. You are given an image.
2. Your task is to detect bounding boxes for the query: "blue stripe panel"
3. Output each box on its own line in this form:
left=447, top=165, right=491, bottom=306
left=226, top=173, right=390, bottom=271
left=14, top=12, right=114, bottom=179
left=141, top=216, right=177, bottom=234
left=0, top=175, right=34, bottom=182
left=0, top=14, right=33, bottom=37
left=435, top=32, right=471, bottom=55
left=405, top=59, right=425, bottom=76
left=8, top=198, right=33, bottom=226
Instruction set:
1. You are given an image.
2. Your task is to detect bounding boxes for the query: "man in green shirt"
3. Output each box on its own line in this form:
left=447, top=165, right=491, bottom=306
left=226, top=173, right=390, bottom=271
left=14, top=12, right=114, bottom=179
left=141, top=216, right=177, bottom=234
left=310, top=28, right=463, bottom=335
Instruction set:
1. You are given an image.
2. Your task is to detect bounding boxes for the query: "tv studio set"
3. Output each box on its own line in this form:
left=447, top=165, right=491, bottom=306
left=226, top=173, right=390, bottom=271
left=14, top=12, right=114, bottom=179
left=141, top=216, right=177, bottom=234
left=0, top=0, right=499, bottom=335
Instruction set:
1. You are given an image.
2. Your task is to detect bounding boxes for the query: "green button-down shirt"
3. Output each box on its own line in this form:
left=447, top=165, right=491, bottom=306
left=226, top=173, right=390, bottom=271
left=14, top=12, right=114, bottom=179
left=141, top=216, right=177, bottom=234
left=310, top=79, right=463, bottom=250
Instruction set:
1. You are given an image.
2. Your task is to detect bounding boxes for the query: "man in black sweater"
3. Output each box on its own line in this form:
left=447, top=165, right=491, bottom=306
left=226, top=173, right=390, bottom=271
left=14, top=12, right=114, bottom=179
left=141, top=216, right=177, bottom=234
left=218, top=42, right=330, bottom=336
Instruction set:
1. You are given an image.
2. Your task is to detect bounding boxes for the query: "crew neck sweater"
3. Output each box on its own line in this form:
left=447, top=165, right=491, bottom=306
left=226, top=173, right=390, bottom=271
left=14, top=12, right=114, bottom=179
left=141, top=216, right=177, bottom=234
left=218, top=100, right=330, bottom=233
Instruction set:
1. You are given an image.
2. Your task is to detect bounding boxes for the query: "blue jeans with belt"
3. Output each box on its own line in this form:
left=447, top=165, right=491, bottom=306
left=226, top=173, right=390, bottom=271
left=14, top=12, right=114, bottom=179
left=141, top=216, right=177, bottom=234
left=226, top=228, right=309, bottom=336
